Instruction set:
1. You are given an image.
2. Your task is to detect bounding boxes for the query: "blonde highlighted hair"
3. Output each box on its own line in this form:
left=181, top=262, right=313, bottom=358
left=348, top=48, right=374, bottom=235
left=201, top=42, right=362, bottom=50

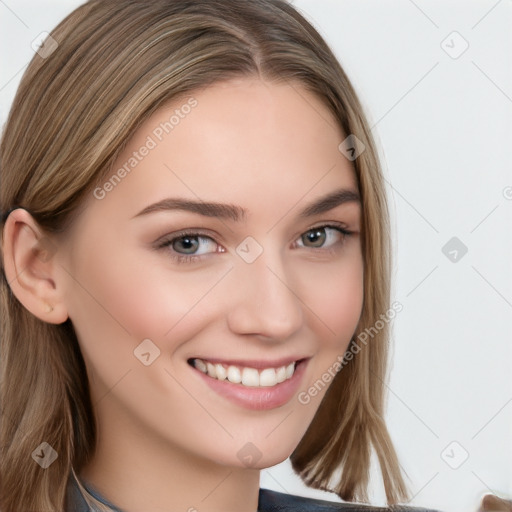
left=0, top=1, right=408, bottom=510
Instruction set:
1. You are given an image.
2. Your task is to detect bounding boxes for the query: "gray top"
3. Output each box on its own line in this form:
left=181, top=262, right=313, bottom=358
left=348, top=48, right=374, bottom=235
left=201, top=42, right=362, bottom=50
left=66, top=475, right=123, bottom=511
left=66, top=475, right=442, bottom=512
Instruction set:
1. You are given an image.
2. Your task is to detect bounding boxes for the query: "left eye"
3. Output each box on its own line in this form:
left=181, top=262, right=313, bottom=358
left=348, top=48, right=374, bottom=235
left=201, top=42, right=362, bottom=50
left=169, top=234, right=219, bottom=255
left=296, top=226, right=346, bottom=249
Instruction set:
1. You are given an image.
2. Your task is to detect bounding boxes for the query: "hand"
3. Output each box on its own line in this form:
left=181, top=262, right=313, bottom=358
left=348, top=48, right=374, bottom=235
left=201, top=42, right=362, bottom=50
left=479, top=494, right=512, bottom=512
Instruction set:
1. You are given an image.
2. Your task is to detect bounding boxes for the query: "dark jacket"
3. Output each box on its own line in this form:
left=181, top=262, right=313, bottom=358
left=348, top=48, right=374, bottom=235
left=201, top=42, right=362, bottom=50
left=66, top=475, right=442, bottom=511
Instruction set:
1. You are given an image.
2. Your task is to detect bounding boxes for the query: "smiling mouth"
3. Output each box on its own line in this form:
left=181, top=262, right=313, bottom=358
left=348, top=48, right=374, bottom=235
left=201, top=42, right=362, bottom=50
left=187, top=358, right=306, bottom=388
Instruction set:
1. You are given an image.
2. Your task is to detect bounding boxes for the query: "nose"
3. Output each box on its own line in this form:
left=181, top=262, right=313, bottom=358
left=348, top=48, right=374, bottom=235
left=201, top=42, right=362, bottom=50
left=226, top=250, right=304, bottom=341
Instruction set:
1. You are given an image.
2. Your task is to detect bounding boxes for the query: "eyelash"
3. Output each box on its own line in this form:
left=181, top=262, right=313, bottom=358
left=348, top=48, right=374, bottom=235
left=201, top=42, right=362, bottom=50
left=155, top=223, right=353, bottom=265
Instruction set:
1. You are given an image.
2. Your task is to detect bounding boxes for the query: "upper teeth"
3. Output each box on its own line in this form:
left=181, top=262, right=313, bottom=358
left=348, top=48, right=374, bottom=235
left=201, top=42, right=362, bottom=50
left=192, top=358, right=296, bottom=387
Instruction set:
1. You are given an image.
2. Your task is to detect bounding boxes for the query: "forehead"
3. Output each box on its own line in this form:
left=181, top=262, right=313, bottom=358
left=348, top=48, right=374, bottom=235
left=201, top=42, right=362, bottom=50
left=86, top=77, right=358, bottom=224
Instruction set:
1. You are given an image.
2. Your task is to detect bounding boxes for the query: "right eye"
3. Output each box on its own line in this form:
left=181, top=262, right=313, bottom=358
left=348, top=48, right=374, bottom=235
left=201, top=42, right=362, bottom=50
left=156, top=231, right=224, bottom=264
left=167, top=234, right=218, bottom=255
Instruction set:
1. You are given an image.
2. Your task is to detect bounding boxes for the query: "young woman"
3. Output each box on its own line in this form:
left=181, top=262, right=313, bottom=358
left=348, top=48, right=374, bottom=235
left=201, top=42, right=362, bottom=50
left=0, top=1, right=440, bottom=511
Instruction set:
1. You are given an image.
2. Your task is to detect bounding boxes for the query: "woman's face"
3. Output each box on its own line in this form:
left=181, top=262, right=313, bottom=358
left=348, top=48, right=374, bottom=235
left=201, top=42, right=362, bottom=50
left=56, top=77, right=363, bottom=470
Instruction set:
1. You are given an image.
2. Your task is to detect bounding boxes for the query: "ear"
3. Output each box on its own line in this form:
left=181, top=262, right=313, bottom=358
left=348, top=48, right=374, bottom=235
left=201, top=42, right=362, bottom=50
left=2, top=208, right=68, bottom=324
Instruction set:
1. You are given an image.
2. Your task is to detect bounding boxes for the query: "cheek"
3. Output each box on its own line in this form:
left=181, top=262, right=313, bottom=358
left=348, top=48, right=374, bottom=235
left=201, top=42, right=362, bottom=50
left=292, top=251, right=364, bottom=409
left=66, top=237, right=228, bottom=345
left=296, top=252, right=364, bottom=346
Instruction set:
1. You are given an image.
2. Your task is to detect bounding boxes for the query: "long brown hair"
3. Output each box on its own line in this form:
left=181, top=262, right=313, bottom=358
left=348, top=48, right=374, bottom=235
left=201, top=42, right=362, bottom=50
left=0, top=1, right=408, bottom=510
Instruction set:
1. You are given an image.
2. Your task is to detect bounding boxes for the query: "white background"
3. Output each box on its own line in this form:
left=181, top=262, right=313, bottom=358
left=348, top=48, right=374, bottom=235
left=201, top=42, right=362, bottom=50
left=1, top=1, right=511, bottom=511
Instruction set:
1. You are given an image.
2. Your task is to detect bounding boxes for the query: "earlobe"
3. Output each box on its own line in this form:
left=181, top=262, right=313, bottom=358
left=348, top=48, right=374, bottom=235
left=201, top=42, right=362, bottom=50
left=2, top=208, right=68, bottom=324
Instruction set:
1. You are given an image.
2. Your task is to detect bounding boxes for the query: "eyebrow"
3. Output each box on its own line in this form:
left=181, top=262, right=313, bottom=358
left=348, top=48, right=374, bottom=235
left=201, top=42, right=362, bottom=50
left=298, top=188, right=360, bottom=218
left=133, top=197, right=246, bottom=222
left=133, top=188, right=360, bottom=222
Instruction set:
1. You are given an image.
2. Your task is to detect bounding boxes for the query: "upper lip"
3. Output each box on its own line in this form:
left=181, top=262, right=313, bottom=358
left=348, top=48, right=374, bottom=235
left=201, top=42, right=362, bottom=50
left=188, top=356, right=310, bottom=369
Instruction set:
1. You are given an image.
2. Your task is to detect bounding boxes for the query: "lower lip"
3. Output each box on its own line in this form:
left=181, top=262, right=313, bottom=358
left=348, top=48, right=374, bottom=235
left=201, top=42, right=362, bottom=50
left=191, top=359, right=309, bottom=410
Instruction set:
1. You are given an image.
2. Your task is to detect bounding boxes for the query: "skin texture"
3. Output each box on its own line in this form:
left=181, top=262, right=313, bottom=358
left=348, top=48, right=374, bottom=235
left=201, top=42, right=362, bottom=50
left=4, top=78, right=364, bottom=512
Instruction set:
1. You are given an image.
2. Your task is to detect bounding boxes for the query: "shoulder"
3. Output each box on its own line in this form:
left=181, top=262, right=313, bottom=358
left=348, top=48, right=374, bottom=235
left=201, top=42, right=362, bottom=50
left=257, top=488, right=443, bottom=512
left=65, top=476, right=90, bottom=512
left=66, top=475, right=123, bottom=512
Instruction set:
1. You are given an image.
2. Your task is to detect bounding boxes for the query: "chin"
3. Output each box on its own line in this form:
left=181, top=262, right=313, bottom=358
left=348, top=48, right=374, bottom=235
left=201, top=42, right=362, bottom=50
left=207, top=441, right=294, bottom=471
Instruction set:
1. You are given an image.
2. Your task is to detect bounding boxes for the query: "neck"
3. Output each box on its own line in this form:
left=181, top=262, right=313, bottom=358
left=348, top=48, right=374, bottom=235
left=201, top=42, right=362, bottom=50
left=80, top=410, right=261, bottom=512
